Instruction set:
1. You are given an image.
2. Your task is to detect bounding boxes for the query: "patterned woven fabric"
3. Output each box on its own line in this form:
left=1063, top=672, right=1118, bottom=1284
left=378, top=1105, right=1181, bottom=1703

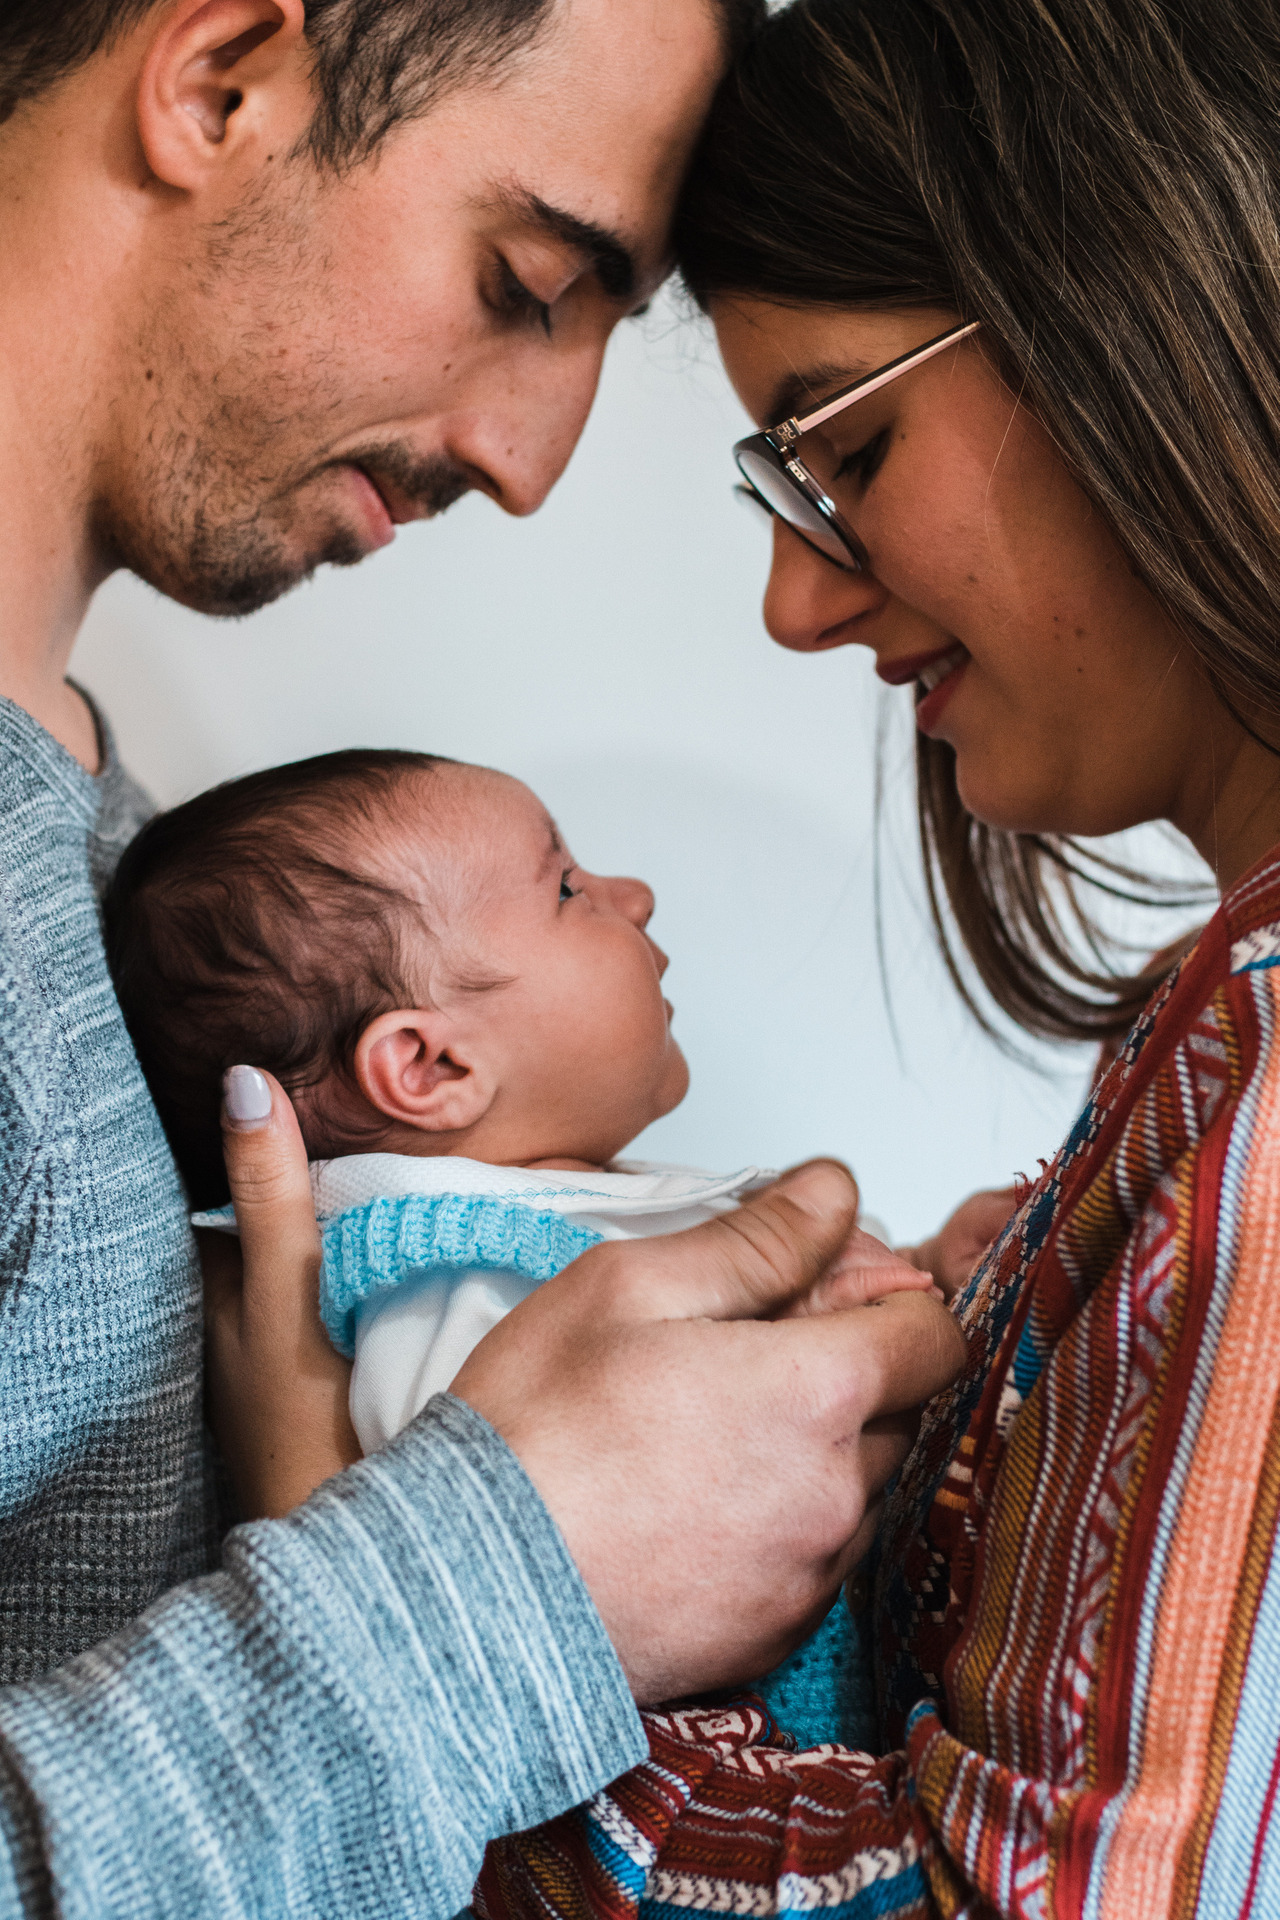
left=477, top=849, right=1280, bottom=1920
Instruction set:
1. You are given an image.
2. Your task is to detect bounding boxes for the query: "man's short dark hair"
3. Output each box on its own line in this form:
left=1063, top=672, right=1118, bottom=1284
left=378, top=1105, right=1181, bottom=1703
left=0, top=0, right=556, bottom=165
left=1, top=0, right=763, bottom=169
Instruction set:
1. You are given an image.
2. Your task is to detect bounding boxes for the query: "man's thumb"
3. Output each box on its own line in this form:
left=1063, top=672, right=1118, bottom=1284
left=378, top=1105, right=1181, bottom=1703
left=221, top=1067, right=319, bottom=1289
left=631, top=1158, right=859, bottom=1322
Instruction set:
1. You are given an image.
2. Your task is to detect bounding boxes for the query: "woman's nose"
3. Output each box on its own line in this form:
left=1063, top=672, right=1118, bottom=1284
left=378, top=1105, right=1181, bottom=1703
left=763, top=518, right=887, bottom=652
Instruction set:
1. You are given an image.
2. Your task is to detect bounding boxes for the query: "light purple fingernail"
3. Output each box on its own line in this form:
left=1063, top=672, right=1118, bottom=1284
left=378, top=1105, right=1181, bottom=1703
left=223, top=1065, right=272, bottom=1126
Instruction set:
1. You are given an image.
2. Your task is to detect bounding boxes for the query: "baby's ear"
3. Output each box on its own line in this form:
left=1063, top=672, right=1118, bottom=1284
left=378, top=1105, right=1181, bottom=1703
left=354, top=1009, right=492, bottom=1134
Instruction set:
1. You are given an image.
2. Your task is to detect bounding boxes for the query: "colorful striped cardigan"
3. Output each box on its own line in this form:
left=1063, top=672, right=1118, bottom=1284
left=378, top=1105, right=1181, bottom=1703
left=477, top=849, right=1280, bottom=1919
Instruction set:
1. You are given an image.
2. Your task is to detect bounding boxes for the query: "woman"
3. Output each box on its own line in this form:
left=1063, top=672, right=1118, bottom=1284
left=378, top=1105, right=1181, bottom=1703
left=478, top=0, right=1280, bottom=1912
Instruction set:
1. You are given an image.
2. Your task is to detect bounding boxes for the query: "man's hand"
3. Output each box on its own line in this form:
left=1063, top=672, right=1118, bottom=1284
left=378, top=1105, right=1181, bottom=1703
left=203, top=1067, right=361, bottom=1520
left=898, top=1186, right=1019, bottom=1300
left=452, top=1162, right=965, bottom=1704
left=210, top=1078, right=966, bottom=1704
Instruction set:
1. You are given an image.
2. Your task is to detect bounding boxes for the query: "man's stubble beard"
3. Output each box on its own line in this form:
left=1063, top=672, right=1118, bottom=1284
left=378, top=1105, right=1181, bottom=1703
left=99, top=195, right=473, bottom=618
left=97, top=372, right=432, bottom=620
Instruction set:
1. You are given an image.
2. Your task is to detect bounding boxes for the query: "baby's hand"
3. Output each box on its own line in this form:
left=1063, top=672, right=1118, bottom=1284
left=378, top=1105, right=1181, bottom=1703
left=897, top=1186, right=1018, bottom=1301
left=780, top=1224, right=938, bottom=1318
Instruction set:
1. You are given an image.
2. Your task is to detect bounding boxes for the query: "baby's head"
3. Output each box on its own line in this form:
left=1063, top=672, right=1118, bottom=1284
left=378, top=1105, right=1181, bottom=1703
left=106, top=750, right=689, bottom=1206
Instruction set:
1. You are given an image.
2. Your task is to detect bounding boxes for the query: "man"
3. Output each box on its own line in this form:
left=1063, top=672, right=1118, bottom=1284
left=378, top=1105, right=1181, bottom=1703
left=0, top=2, right=964, bottom=1912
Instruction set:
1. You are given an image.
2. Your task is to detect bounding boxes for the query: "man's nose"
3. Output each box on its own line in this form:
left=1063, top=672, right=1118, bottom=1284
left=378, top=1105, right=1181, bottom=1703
left=449, top=336, right=609, bottom=518
left=763, top=518, right=887, bottom=653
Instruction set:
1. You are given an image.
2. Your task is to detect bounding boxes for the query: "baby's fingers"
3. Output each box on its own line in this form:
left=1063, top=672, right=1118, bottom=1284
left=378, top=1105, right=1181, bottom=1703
left=783, top=1226, right=937, bottom=1317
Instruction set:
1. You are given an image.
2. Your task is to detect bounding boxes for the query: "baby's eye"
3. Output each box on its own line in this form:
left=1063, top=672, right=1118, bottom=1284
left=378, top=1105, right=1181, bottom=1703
left=559, top=870, right=580, bottom=902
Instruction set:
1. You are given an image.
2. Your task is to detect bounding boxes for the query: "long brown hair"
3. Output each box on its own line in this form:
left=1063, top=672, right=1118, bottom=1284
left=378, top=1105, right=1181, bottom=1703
left=674, top=0, right=1279, bottom=1043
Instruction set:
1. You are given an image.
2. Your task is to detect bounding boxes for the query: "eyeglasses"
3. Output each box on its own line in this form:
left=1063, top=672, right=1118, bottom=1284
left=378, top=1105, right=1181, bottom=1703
left=733, top=319, right=982, bottom=571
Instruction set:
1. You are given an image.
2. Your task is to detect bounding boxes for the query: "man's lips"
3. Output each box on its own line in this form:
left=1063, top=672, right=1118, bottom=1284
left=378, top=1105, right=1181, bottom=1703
left=344, top=466, right=396, bottom=551
left=350, top=464, right=430, bottom=527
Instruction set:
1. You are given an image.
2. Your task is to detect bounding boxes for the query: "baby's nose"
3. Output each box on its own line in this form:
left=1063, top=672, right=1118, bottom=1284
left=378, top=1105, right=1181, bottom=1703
left=610, top=875, right=655, bottom=927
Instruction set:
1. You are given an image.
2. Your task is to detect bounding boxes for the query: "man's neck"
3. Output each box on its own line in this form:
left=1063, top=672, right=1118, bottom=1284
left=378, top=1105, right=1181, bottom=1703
left=0, top=349, right=110, bottom=770
left=0, top=96, right=127, bottom=772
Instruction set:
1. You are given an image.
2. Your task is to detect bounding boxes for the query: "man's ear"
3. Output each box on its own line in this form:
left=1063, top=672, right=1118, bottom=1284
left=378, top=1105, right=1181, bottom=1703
left=353, top=1010, right=495, bottom=1136
left=136, top=0, right=310, bottom=190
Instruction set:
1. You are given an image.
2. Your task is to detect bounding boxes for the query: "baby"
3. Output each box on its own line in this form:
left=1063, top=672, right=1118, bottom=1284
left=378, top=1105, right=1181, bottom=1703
left=105, top=747, right=937, bottom=1750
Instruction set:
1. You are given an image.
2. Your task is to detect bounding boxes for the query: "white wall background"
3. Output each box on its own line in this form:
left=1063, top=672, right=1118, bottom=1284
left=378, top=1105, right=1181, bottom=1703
left=70, top=295, right=1201, bottom=1243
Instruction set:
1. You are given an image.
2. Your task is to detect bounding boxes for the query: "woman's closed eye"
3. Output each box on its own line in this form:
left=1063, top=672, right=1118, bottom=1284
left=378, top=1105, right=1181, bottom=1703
left=834, top=428, right=890, bottom=488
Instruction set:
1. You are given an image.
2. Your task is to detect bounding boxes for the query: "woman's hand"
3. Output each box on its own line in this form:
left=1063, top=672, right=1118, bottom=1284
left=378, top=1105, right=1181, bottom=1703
left=201, top=1066, right=361, bottom=1520
left=898, top=1185, right=1019, bottom=1299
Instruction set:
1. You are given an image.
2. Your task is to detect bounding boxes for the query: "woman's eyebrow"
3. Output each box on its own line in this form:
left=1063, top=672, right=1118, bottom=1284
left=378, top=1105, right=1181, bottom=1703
left=504, top=188, right=637, bottom=302
left=765, top=360, right=872, bottom=427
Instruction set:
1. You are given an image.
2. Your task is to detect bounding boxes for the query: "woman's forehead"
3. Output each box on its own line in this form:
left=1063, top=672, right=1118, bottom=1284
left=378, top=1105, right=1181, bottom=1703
left=711, top=296, right=959, bottom=425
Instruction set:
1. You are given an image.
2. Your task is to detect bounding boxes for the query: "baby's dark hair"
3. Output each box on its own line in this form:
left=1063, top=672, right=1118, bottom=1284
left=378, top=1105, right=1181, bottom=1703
left=105, top=748, right=454, bottom=1208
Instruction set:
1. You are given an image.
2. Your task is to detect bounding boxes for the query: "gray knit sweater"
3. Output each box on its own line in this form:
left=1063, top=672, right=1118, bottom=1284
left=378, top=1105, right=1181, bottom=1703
left=0, top=696, right=643, bottom=1916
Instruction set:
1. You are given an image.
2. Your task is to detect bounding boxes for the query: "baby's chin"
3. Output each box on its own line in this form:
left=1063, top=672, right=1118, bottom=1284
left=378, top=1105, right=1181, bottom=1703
left=656, top=1042, right=691, bottom=1117
left=590, top=1048, right=690, bottom=1165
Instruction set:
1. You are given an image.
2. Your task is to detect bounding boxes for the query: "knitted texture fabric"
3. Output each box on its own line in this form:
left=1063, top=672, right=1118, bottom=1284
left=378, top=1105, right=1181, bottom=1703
left=0, top=696, right=217, bottom=1683
left=477, top=849, right=1280, bottom=1920
left=0, top=697, right=644, bottom=1915
left=320, top=1192, right=604, bottom=1356
left=750, top=1593, right=877, bottom=1757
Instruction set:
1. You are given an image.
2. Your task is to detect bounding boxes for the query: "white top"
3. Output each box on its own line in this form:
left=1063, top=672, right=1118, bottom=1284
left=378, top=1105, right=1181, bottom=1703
left=198, top=1151, right=886, bottom=1458
left=332, top=1155, right=774, bottom=1453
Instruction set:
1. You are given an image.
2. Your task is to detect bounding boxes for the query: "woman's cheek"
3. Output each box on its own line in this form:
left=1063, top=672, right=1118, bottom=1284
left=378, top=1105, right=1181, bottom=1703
left=945, top=678, right=1053, bottom=830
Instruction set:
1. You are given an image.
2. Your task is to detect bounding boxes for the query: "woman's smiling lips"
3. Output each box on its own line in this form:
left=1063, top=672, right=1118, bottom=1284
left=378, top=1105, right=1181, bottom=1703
left=876, top=641, right=971, bottom=734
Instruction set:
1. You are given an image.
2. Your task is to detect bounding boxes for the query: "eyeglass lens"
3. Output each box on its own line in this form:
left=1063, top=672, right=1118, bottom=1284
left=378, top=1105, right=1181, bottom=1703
left=735, top=443, right=854, bottom=568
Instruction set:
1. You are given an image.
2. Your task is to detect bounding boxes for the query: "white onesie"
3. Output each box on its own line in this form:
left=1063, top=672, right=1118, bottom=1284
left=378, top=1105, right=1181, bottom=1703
left=304, top=1155, right=774, bottom=1453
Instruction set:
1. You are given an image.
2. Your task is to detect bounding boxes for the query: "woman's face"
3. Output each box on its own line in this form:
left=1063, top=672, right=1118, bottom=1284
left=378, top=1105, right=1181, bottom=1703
left=713, top=298, right=1256, bottom=863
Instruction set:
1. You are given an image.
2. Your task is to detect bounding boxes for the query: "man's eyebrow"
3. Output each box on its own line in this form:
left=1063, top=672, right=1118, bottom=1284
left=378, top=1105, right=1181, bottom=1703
left=764, top=361, right=873, bottom=428
left=514, top=190, right=637, bottom=302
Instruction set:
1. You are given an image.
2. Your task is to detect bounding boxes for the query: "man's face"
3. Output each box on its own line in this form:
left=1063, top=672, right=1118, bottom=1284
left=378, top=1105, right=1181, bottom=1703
left=98, top=0, right=724, bottom=615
